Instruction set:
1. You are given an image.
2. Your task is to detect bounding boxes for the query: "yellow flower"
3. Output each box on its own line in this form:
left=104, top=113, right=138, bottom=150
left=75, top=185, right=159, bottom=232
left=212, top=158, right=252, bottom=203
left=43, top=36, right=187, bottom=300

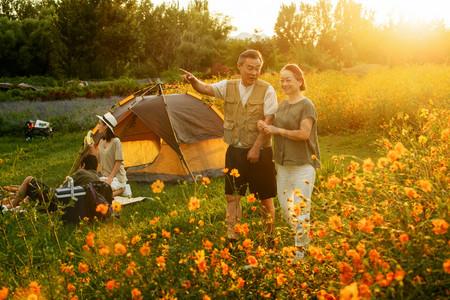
left=151, top=180, right=164, bottom=193
left=362, top=158, right=374, bottom=172
left=340, top=282, right=359, bottom=300
left=417, top=179, right=432, bottom=192
left=111, top=201, right=121, bottom=212
left=229, top=168, right=240, bottom=177
left=418, top=135, right=427, bottom=146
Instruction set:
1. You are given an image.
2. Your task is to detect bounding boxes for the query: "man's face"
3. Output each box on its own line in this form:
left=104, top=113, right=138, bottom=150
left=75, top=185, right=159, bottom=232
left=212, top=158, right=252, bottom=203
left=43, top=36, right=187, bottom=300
left=238, top=58, right=261, bottom=87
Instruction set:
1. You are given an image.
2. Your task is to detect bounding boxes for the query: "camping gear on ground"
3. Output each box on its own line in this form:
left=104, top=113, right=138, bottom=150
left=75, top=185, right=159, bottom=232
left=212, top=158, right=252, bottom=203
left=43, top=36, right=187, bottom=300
left=26, top=119, right=52, bottom=140
left=81, top=84, right=227, bottom=182
left=55, top=178, right=87, bottom=223
left=55, top=178, right=114, bottom=222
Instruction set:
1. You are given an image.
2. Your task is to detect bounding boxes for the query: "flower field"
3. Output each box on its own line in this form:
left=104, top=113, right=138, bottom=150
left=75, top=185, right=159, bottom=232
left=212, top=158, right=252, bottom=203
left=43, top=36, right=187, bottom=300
left=0, top=65, right=449, bottom=299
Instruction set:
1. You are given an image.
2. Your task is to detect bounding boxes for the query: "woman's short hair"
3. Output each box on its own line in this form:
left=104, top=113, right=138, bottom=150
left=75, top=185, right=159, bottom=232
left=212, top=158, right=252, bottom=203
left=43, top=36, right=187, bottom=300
left=282, top=64, right=306, bottom=91
left=238, top=49, right=263, bottom=67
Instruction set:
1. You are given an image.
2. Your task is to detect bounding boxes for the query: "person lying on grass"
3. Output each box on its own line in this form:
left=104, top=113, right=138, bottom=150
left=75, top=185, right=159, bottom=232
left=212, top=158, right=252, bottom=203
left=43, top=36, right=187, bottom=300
left=4, top=154, right=99, bottom=210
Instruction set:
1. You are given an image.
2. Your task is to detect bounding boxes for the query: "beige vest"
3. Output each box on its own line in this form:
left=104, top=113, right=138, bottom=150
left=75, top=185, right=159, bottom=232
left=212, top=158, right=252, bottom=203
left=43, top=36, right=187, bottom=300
left=223, top=79, right=271, bottom=148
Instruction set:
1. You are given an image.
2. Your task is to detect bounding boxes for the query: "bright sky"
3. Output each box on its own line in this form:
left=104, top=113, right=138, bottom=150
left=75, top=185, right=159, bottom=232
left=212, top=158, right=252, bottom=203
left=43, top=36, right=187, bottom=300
left=152, top=0, right=449, bottom=36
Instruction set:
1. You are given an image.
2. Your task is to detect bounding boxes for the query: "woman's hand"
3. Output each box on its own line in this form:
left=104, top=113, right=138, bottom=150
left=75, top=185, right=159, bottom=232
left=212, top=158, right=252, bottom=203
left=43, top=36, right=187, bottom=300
left=264, top=125, right=278, bottom=135
left=257, top=120, right=267, bottom=131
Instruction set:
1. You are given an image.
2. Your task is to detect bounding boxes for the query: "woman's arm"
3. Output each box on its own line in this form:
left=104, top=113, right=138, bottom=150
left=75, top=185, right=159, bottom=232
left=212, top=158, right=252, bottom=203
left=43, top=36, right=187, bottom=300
left=105, top=160, right=122, bottom=185
left=264, top=117, right=314, bottom=141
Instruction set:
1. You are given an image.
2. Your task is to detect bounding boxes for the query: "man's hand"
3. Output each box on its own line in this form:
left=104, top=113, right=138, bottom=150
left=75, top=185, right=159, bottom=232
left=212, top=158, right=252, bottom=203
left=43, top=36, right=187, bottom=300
left=247, top=147, right=260, bottom=163
left=179, top=68, right=196, bottom=84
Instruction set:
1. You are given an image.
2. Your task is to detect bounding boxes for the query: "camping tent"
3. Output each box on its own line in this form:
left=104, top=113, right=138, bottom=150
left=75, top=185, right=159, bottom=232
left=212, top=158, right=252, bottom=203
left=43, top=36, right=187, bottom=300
left=89, top=86, right=227, bottom=182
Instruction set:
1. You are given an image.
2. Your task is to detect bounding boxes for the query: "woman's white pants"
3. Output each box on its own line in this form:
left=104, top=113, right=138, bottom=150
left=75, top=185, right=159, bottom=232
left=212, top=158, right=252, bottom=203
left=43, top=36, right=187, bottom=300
left=277, top=164, right=316, bottom=251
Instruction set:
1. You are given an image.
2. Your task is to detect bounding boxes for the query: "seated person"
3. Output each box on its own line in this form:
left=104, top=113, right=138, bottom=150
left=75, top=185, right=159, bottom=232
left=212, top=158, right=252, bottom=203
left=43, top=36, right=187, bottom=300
left=5, top=155, right=99, bottom=210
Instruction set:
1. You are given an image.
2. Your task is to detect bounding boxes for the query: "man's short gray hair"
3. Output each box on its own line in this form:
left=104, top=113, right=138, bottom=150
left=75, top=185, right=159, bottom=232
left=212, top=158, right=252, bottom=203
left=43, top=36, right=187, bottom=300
left=237, top=49, right=264, bottom=67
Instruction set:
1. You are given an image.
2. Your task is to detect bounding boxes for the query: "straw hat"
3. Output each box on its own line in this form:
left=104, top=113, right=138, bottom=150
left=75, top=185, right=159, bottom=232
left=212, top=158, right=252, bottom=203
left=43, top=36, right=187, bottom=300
left=97, top=112, right=117, bottom=133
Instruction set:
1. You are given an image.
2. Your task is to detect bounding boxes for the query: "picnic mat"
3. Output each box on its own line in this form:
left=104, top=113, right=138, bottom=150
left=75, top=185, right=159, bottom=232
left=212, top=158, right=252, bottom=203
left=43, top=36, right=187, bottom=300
left=113, top=196, right=147, bottom=206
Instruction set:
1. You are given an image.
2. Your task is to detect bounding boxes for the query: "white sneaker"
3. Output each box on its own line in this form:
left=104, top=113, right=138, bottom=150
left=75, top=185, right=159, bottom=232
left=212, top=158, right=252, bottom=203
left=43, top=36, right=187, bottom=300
left=122, top=184, right=132, bottom=197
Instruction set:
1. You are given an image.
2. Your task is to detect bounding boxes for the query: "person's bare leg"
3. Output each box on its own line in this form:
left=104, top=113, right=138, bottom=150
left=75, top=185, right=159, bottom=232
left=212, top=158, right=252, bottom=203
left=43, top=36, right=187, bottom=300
left=9, top=176, right=33, bottom=208
left=112, top=187, right=125, bottom=197
left=260, top=198, right=275, bottom=234
left=226, top=194, right=242, bottom=239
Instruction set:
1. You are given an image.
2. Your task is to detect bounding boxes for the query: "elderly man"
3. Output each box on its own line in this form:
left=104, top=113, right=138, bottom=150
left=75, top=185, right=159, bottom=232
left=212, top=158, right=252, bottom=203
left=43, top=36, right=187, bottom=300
left=180, top=49, right=277, bottom=246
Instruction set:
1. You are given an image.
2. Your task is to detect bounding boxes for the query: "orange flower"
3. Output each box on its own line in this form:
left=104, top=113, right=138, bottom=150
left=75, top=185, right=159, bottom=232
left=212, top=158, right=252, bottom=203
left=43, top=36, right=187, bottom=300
left=276, top=274, right=287, bottom=286
left=111, top=201, right=121, bottom=212
left=0, top=287, right=8, bottom=300
left=222, top=168, right=229, bottom=173
left=203, top=296, right=211, bottom=300
left=394, top=269, right=405, bottom=281
left=151, top=180, right=164, bottom=193
left=96, top=204, right=109, bottom=215
left=99, top=246, right=110, bottom=255
left=443, top=259, right=450, bottom=273
left=131, top=288, right=142, bottom=300
left=362, top=158, right=374, bottom=172
left=369, top=249, right=380, bottom=262
left=377, top=157, right=390, bottom=168
left=399, top=233, right=409, bottom=243
left=131, top=235, right=141, bottom=245
left=194, top=250, right=207, bottom=272
left=247, top=193, right=257, bottom=203
left=29, top=281, right=42, bottom=295
left=234, top=223, right=250, bottom=236
left=372, top=212, right=384, bottom=225
left=328, top=215, right=342, bottom=231
left=340, top=282, right=359, bottom=300
left=202, top=177, right=211, bottom=184
left=413, top=203, right=423, bottom=216
left=86, top=232, right=95, bottom=247
left=326, top=175, right=340, bottom=188
left=170, top=210, right=178, bottom=216
left=237, top=277, right=245, bottom=289
left=202, top=239, right=213, bottom=250
left=114, top=243, right=127, bottom=255
left=242, top=238, right=253, bottom=249
left=221, top=261, right=229, bottom=275
left=198, top=220, right=205, bottom=226
left=78, top=262, right=89, bottom=273
left=149, top=217, right=160, bottom=224
left=229, top=168, right=240, bottom=177
left=67, top=284, right=76, bottom=291
left=139, top=242, right=150, bottom=256
left=156, top=255, right=166, bottom=270
left=162, top=229, right=171, bottom=239
left=357, top=217, right=375, bottom=233
left=247, top=255, right=258, bottom=268
left=431, top=219, right=449, bottom=235
left=220, top=248, right=230, bottom=259
left=308, top=245, right=325, bottom=262
left=105, top=280, right=115, bottom=290
left=188, top=196, right=200, bottom=211
left=404, top=187, right=419, bottom=198
left=417, top=179, right=432, bottom=192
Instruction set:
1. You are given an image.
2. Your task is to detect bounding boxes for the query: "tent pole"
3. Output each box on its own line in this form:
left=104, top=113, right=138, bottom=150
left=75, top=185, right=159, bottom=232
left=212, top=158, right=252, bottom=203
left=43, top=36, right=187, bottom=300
left=158, top=84, right=197, bottom=183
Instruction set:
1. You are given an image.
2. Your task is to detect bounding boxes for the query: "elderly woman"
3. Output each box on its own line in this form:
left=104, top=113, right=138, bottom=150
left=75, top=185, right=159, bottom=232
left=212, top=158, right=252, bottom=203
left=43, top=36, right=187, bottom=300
left=258, top=64, right=321, bottom=260
left=89, top=113, right=128, bottom=197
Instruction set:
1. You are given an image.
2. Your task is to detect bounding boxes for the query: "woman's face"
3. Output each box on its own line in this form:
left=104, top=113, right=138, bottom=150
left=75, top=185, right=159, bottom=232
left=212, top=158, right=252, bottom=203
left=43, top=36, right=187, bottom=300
left=280, top=69, right=301, bottom=96
left=97, top=119, right=107, bottom=135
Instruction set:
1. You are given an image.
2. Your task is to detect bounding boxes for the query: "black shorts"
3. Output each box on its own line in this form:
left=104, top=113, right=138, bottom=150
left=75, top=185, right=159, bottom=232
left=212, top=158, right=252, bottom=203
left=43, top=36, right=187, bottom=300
left=224, top=146, right=277, bottom=200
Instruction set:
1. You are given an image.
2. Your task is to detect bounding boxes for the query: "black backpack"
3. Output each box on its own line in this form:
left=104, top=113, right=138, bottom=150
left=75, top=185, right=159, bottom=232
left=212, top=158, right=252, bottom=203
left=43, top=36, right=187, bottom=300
left=83, top=181, right=114, bottom=220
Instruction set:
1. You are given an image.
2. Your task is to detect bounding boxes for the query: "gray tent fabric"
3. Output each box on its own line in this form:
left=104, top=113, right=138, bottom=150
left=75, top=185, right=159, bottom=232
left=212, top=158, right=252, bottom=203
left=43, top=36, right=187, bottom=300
left=131, top=93, right=224, bottom=153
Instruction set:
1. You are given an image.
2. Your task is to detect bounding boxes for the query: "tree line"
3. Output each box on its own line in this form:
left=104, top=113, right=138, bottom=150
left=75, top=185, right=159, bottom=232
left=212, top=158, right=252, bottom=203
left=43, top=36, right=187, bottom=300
left=0, top=0, right=448, bottom=80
